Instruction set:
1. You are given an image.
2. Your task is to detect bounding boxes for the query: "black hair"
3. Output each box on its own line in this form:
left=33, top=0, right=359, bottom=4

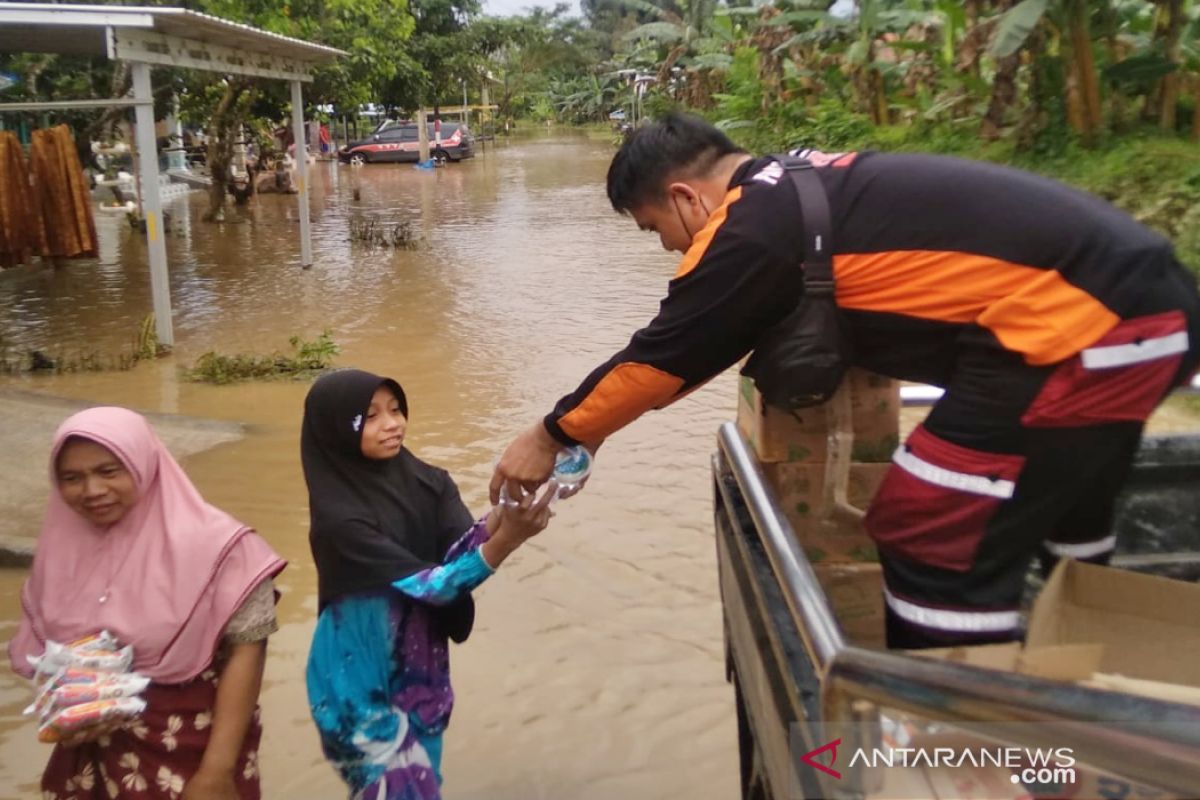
left=606, top=112, right=746, bottom=214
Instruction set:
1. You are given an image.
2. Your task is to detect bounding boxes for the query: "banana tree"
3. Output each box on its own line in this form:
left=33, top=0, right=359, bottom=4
left=989, top=0, right=1105, bottom=142
left=618, top=0, right=717, bottom=84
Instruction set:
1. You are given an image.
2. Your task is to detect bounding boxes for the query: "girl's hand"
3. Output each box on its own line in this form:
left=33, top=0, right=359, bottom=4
left=481, top=485, right=555, bottom=570
left=181, top=767, right=239, bottom=800
left=556, top=475, right=589, bottom=500
left=498, top=482, right=556, bottom=543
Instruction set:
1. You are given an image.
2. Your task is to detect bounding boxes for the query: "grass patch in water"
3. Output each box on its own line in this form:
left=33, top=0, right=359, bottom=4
left=184, top=330, right=338, bottom=385
left=0, top=315, right=169, bottom=375
left=348, top=217, right=421, bottom=249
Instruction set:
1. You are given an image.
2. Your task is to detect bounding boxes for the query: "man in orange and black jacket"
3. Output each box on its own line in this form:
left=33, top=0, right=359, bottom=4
left=489, top=112, right=1200, bottom=649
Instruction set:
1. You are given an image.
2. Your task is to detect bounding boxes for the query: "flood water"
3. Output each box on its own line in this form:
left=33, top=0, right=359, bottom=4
left=0, top=132, right=741, bottom=799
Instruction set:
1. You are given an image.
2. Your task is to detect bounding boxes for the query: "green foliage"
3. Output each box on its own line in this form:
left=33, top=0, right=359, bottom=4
left=1105, top=54, right=1179, bottom=87
left=801, top=122, right=1200, bottom=275
left=196, top=0, right=417, bottom=111
left=184, top=331, right=340, bottom=385
left=990, top=0, right=1050, bottom=59
left=712, top=48, right=764, bottom=128
left=379, top=0, right=480, bottom=111
left=714, top=48, right=872, bottom=154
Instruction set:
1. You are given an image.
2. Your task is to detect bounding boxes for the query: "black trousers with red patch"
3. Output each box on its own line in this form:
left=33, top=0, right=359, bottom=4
left=864, top=265, right=1200, bottom=649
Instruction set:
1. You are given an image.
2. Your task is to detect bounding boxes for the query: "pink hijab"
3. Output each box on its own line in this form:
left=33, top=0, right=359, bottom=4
left=8, top=407, right=286, bottom=683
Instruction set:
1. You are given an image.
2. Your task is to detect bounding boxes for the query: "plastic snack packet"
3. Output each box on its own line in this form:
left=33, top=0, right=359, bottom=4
left=37, top=697, right=147, bottom=744
left=43, top=674, right=150, bottom=717
left=34, top=645, right=134, bottom=675
left=29, top=643, right=134, bottom=676
left=64, top=631, right=120, bottom=652
left=25, top=667, right=112, bottom=716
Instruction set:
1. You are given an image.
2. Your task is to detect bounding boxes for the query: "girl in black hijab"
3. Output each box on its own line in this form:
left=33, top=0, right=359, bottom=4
left=303, top=369, right=553, bottom=799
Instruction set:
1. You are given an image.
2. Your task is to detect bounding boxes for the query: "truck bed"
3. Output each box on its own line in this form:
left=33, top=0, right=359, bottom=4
left=714, top=424, right=1200, bottom=800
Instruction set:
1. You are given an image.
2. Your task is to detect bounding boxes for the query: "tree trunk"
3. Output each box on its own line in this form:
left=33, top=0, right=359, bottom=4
left=1065, top=66, right=1086, bottom=135
left=980, top=0, right=1019, bottom=141
left=1157, top=0, right=1183, bottom=131
left=1193, top=75, right=1200, bottom=141
left=1016, top=26, right=1049, bottom=151
left=71, top=63, right=134, bottom=171
left=1067, top=0, right=1103, bottom=143
left=855, top=41, right=888, bottom=125
left=23, top=54, right=54, bottom=97
left=871, top=65, right=888, bottom=125
left=1102, top=1, right=1130, bottom=131
left=958, top=0, right=983, bottom=80
left=203, top=81, right=249, bottom=223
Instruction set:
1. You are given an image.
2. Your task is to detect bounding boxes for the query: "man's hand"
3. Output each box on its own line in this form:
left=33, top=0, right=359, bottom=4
left=490, top=422, right=561, bottom=505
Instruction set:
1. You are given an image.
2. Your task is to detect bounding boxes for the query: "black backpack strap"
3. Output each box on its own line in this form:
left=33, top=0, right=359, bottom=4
left=772, top=153, right=834, bottom=297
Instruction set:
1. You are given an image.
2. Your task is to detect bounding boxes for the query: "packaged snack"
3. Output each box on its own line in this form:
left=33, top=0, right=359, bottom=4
left=61, top=646, right=133, bottom=673
left=64, top=631, right=120, bottom=652
left=37, top=697, right=146, bottom=744
left=28, top=642, right=133, bottom=676
left=50, top=675, right=149, bottom=710
left=25, top=667, right=110, bottom=716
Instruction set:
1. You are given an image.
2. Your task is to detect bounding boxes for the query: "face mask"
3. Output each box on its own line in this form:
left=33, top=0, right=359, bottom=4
left=672, top=190, right=710, bottom=241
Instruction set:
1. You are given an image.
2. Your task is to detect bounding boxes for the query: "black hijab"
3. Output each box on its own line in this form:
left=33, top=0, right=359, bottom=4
left=302, top=369, right=475, bottom=641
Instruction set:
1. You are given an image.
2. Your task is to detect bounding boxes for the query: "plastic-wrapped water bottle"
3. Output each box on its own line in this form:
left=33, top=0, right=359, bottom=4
left=498, top=446, right=591, bottom=507
left=551, top=445, right=592, bottom=496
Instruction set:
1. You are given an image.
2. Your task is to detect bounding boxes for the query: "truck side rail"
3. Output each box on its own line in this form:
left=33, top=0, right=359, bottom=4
left=715, top=421, right=1200, bottom=798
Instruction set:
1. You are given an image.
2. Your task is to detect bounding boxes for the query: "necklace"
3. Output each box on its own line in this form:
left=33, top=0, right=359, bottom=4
left=94, top=533, right=123, bottom=605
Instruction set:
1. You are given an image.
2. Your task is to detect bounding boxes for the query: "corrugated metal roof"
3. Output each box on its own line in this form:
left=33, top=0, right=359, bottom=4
left=0, top=3, right=345, bottom=62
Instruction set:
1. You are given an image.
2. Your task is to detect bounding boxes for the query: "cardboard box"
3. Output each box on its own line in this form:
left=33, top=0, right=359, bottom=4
left=1026, top=560, right=1200, bottom=688
left=736, top=372, right=900, bottom=464
left=762, top=461, right=888, bottom=563
left=815, top=562, right=886, bottom=648
left=917, top=560, right=1200, bottom=690
left=847, top=370, right=902, bottom=462
left=916, top=642, right=1102, bottom=682
left=762, top=461, right=888, bottom=518
left=736, top=375, right=831, bottom=463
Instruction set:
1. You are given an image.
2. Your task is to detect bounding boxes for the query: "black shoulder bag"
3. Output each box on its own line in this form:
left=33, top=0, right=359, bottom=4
left=740, top=154, right=852, bottom=409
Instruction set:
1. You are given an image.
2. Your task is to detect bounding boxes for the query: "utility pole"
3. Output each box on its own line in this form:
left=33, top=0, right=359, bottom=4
left=417, top=107, right=430, bottom=162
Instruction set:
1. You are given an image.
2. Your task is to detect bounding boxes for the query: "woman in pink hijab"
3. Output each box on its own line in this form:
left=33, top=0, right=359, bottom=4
left=8, top=407, right=286, bottom=800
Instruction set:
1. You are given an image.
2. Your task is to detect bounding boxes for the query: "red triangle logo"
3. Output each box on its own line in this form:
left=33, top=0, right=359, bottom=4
left=800, top=738, right=842, bottom=780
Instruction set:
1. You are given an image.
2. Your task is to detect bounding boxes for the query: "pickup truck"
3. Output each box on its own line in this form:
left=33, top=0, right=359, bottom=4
left=714, top=389, right=1200, bottom=800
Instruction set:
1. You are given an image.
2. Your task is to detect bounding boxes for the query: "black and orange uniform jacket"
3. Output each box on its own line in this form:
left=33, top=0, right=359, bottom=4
left=543, top=151, right=1196, bottom=448
left=542, top=149, right=1200, bottom=649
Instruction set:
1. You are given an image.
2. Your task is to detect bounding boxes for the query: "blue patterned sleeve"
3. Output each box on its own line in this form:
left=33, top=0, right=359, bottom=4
left=392, top=518, right=494, bottom=605
left=442, top=518, right=491, bottom=561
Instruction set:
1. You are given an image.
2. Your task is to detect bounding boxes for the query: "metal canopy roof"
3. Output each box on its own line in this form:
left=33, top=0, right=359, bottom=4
left=0, top=3, right=337, bottom=344
left=0, top=4, right=344, bottom=80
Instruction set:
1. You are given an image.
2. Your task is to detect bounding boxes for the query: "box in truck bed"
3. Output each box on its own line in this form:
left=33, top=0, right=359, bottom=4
left=736, top=372, right=900, bottom=464
left=917, top=559, right=1200, bottom=693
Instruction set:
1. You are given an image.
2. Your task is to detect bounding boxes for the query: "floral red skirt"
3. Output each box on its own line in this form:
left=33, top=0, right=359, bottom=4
left=41, top=670, right=262, bottom=800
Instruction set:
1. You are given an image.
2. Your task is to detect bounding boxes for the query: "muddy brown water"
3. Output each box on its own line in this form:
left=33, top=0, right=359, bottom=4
left=5, top=131, right=1199, bottom=800
left=0, top=132, right=740, bottom=799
